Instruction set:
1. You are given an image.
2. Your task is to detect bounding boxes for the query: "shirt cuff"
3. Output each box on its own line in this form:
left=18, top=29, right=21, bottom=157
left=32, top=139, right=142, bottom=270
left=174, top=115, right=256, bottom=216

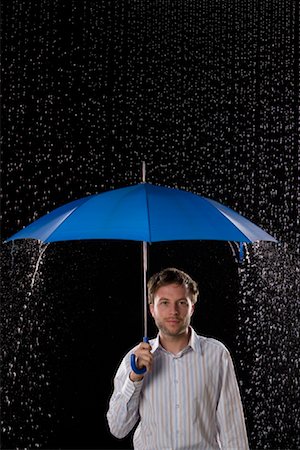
left=121, top=373, right=144, bottom=401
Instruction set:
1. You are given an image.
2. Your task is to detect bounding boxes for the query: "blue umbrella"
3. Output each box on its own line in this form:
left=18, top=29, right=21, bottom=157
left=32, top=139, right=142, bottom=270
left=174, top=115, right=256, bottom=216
left=6, top=176, right=277, bottom=373
left=6, top=182, right=277, bottom=244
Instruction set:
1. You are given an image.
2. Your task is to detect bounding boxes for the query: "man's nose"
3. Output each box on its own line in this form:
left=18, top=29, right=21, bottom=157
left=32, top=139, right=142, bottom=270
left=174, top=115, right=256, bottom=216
left=170, top=303, right=179, bottom=314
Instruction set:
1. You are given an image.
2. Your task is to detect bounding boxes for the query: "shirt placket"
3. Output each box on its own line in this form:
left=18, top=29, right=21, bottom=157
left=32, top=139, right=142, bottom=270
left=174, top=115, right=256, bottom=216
left=173, top=355, right=181, bottom=449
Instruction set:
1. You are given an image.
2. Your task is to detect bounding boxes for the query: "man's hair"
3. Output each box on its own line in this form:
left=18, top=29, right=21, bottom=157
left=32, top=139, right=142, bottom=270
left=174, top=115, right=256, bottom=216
left=147, top=267, right=199, bottom=304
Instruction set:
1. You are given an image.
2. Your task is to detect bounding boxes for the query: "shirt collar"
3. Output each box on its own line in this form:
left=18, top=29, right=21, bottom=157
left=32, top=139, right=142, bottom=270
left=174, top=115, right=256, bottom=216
left=150, top=327, right=201, bottom=354
left=189, top=326, right=200, bottom=352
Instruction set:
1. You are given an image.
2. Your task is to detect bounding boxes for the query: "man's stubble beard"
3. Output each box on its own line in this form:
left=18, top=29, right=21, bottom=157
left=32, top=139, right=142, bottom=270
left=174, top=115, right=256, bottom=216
left=154, top=317, right=191, bottom=338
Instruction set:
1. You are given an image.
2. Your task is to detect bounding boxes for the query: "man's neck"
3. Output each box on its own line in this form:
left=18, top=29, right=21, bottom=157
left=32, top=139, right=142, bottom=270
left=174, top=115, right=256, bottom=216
left=159, top=328, right=191, bottom=355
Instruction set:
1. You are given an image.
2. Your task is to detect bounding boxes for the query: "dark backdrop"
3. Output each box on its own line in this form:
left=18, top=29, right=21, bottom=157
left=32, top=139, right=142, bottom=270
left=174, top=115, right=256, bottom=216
left=1, top=0, right=299, bottom=449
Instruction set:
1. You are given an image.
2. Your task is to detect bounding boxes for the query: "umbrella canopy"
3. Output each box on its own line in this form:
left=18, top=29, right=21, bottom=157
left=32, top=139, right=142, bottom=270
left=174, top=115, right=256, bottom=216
left=6, top=182, right=277, bottom=244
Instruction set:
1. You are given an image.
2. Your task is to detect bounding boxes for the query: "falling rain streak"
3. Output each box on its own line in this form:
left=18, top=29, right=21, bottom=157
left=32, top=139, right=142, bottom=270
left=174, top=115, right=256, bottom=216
left=1, top=0, right=299, bottom=449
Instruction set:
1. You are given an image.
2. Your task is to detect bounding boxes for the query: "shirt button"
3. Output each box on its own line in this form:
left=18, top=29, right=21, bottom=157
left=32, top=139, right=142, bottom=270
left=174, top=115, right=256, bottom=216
left=176, top=404, right=180, bottom=408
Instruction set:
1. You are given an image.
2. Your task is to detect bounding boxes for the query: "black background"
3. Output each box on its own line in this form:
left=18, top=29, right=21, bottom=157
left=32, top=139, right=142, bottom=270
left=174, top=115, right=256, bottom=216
left=1, top=0, right=299, bottom=449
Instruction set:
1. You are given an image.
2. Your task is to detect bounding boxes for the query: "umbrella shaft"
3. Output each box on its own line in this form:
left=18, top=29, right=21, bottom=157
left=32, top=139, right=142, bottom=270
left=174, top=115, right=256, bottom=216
left=143, top=241, right=148, bottom=337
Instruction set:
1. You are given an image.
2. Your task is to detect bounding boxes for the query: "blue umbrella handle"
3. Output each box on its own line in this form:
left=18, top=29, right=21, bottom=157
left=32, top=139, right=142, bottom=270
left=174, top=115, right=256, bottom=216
left=130, top=337, right=149, bottom=375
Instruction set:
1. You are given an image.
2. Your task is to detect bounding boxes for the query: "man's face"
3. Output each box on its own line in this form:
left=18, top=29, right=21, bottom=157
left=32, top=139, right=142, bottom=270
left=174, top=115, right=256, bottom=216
left=149, top=283, right=195, bottom=338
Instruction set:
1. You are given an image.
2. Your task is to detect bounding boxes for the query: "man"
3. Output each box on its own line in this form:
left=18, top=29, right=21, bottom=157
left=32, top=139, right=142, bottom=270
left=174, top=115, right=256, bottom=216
left=107, top=267, right=249, bottom=450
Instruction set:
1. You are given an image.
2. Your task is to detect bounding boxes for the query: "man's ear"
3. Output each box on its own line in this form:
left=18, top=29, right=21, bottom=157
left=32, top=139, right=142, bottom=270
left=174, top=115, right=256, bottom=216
left=191, top=303, right=195, bottom=316
left=149, top=303, right=154, bottom=317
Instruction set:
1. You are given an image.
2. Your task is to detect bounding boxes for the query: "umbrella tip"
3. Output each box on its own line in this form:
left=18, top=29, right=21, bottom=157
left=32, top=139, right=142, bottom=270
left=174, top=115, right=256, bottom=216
left=142, top=161, right=146, bottom=183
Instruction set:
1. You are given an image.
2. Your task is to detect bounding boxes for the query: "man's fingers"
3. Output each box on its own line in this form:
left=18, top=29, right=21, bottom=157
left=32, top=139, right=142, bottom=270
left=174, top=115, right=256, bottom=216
left=139, top=354, right=152, bottom=367
left=132, top=341, right=153, bottom=371
left=136, top=353, right=153, bottom=366
left=139, top=343, right=152, bottom=351
left=134, top=342, right=152, bottom=357
left=137, top=357, right=152, bottom=372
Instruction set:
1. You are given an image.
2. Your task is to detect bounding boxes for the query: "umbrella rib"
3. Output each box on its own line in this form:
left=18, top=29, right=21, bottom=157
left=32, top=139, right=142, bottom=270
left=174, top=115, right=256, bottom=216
left=201, top=197, right=252, bottom=242
left=43, top=195, right=97, bottom=242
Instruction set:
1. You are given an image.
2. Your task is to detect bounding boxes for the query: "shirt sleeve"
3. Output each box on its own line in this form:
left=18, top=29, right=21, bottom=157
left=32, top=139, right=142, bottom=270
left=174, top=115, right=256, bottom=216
left=106, top=352, right=144, bottom=439
left=216, top=349, right=249, bottom=450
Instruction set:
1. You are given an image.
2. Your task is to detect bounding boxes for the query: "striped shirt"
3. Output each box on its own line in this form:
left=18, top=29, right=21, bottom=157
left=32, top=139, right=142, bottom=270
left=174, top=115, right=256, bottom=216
left=107, top=327, right=249, bottom=450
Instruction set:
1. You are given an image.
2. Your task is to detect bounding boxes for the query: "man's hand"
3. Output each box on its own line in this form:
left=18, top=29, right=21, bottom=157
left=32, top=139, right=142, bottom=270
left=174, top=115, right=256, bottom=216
left=129, top=342, right=153, bottom=382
